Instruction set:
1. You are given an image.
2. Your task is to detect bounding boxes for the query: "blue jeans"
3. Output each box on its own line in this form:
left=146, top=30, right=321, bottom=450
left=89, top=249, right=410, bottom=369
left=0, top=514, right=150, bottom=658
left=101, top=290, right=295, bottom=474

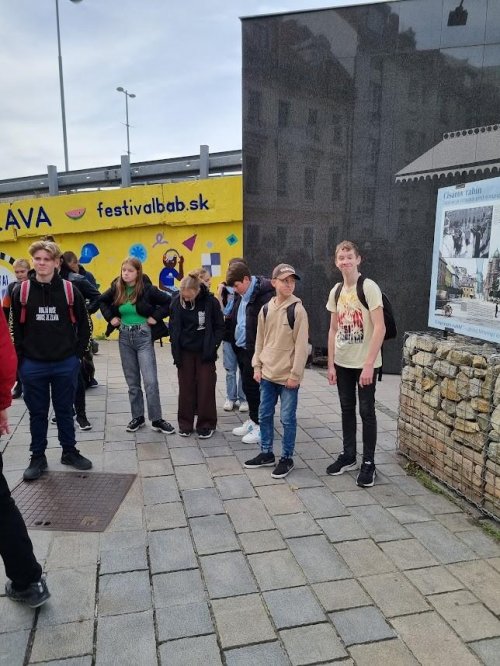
left=223, top=341, right=245, bottom=402
left=20, top=355, right=80, bottom=455
left=119, top=324, right=162, bottom=422
left=259, top=379, right=298, bottom=458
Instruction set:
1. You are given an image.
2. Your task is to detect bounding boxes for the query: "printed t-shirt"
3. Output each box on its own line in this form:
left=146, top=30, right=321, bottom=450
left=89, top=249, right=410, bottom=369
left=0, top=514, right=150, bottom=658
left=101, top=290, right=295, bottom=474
left=326, top=278, right=383, bottom=369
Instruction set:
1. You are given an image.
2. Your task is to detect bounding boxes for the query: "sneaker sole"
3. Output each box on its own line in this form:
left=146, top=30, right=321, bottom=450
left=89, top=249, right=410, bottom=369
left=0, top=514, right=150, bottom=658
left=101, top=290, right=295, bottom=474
left=356, top=471, right=376, bottom=487
left=61, top=460, right=93, bottom=470
left=6, top=591, right=51, bottom=608
left=223, top=406, right=234, bottom=412
left=244, top=460, right=275, bottom=468
left=271, top=467, right=294, bottom=479
left=152, top=427, right=176, bottom=434
left=77, top=425, right=92, bottom=431
left=242, top=437, right=261, bottom=445
left=178, top=432, right=192, bottom=437
left=327, top=462, right=358, bottom=476
left=197, top=432, right=214, bottom=439
left=126, top=423, right=146, bottom=432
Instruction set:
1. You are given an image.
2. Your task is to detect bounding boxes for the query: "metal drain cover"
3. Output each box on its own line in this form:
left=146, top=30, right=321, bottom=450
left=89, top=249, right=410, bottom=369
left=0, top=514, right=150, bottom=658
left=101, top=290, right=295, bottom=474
left=11, top=471, right=136, bottom=532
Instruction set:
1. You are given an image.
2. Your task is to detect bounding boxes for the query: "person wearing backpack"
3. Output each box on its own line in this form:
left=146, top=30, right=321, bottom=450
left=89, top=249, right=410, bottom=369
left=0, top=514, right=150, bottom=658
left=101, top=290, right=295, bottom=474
left=244, top=264, right=309, bottom=478
left=2, top=258, right=30, bottom=399
left=10, top=240, right=92, bottom=481
left=325, top=240, right=386, bottom=487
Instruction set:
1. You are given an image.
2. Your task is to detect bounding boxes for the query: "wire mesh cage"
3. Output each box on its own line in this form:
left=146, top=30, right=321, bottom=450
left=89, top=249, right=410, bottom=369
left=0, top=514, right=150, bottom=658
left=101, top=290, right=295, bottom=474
left=398, top=331, right=500, bottom=520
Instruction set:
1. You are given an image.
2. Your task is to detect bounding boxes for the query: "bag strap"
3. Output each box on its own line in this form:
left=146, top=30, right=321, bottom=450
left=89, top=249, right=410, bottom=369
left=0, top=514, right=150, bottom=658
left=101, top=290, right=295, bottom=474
left=62, top=279, right=76, bottom=324
left=19, top=280, right=30, bottom=324
left=262, top=301, right=296, bottom=329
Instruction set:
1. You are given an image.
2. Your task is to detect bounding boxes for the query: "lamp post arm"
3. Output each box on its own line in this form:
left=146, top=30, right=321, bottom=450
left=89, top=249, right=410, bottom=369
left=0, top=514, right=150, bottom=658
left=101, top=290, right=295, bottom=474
left=55, top=0, right=70, bottom=172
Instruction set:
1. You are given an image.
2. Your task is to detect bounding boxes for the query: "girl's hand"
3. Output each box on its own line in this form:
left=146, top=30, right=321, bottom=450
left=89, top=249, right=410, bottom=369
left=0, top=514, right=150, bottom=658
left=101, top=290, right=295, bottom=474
left=110, top=317, right=121, bottom=327
left=147, top=317, right=157, bottom=325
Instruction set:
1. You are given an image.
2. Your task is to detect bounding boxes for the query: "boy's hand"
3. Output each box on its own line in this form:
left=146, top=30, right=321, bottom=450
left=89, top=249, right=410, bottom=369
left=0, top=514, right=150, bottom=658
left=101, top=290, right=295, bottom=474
left=327, top=366, right=337, bottom=385
left=0, top=409, right=10, bottom=435
left=110, top=317, right=121, bottom=327
left=147, top=317, right=157, bottom=325
left=253, top=370, right=262, bottom=383
left=359, top=363, right=374, bottom=387
left=286, top=378, right=299, bottom=389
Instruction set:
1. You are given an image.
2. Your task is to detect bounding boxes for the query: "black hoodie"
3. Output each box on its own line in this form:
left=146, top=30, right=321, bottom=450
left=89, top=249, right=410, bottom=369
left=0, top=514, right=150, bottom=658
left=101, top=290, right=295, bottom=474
left=11, top=274, right=91, bottom=361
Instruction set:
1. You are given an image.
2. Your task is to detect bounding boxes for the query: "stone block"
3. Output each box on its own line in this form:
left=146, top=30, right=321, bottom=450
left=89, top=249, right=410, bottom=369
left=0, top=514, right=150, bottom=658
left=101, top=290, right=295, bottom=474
left=148, top=528, right=197, bottom=573
left=138, top=458, right=173, bottom=476
left=348, top=639, right=419, bottom=666
left=379, top=538, right=438, bottom=570
left=175, top=464, right=214, bottom=490
left=0, top=630, right=30, bottom=666
left=335, top=540, right=396, bottom=577
left=99, top=545, right=148, bottom=574
left=263, top=586, right=326, bottom=628
left=201, top=552, right=257, bottom=598
left=0, top=596, right=35, bottom=634
left=215, top=474, right=255, bottom=499
left=335, top=489, right=379, bottom=506
left=206, top=455, right=242, bottom=476
left=287, top=535, right=352, bottom=582
left=428, top=589, right=500, bottom=641
left=274, top=512, right=322, bottom=538
left=182, top=487, right=224, bottom=517
left=386, top=504, right=433, bottom=523
left=30, top=620, right=93, bottom=662
left=144, top=501, right=187, bottom=530
left=142, top=475, right=180, bottom=505
left=46, top=533, right=99, bottom=571
left=448, top=560, right=500, bottom=614
left=212, top=594, right=275, bottom=649
left=189, top=514, right=240, bottom=554
left=37, top=566, right=96, bottom=627
left=248, top=549, right=306, bottom=590
left=239, top=530, right=287, bottom=554
left=470, top=637, right=500, bottom=666
left=279, top=623, right=347, bottom=664
left=318, top=516, right=368, bottom=542
left=159, top=635, right=222, bottom=666
left=170, top=446, right=205, bottom=465
left=361, top=572, right=429, bottom=616
left=225, top=642, right=290, bottom=666
left=224, top=498, right=275, bottom=533
left=330, top=606, right=395, bottom=646
left=296, top=487, right=349, bottom=517
left=95, top=610, right=157, bottom=666
left=152, top=569, right=206, bottom=608
left=98, top=571, right=151, bottom=616
left=156, top=601, right=213, bottom=642
left=312, top=578, right=371, bottom=611
left=349, top=505, right=410, bottom=542
left=256, top=485, right=305, bottom=515
left=406, top=521, right=477, bottom=564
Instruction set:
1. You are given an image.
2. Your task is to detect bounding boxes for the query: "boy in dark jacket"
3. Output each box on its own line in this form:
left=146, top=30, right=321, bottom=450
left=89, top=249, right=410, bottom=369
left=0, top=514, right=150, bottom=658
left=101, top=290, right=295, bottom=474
left=225, top=262, right=275, bottom=445
left=11, top=240, right=92, bottom=481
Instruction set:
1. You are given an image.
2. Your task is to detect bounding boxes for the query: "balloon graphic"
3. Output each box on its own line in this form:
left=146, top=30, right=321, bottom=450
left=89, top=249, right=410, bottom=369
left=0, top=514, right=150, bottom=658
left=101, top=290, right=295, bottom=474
left=79, top=243, right=99, bottom=264
left=129, top=243, right=147, bottom=262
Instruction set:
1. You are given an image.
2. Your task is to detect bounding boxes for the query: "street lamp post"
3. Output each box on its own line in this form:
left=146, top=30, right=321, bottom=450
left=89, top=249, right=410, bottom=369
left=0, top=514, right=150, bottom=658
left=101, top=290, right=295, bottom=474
left=55, top=0, right=82, bottom=172
left=116, top=87, right=136, bottom=159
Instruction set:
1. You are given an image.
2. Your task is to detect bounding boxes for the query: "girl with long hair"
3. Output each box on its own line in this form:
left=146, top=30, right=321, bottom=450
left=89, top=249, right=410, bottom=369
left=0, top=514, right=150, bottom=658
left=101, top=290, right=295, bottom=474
left=169, top=271, right=224, bottom=438
left=100, top=257, right=174, bottom=433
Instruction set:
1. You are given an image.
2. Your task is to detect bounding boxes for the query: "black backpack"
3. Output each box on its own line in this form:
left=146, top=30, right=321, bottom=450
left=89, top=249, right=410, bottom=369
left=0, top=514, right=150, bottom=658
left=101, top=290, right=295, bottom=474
left=334, top=276, right=397, bottom=341
left=262, top=301, right=297, bottom=328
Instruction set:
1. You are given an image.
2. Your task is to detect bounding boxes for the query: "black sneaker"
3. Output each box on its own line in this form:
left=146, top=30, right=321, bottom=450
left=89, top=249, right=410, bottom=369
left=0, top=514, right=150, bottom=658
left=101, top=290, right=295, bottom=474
left=91, top=339, right=99, bottom=354
left=23, top=454, right=48, bottom=481
left=76, top=415, right=92, bottom=431
left=326, top=454, right=358, bottom=476
left=356, top=461, right=376, bottom=487
left=126, top=416, right=145, bottom=432
left=5, top=577, right=50, bottom=608
left=152, top=419, right=175, bottom=434
left=244, top=452, right=276, bottom=468
left=197, top=428, right=214, bottom=439
left=87, top=378, right=99, bottom=388
left=178, top=430, right=192, bottom=437
left=11, top=383, right=23, bottom=399
left=50, top=415, right=57, bottom=425
left=272, top=457, right=295, bottom=479
left=61, top=449, right=92, bottom=470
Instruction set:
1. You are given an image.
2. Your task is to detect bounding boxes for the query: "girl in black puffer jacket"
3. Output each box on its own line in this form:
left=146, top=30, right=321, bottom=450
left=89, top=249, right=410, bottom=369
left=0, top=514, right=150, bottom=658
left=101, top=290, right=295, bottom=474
left=169, top=272, right=224, bottom=439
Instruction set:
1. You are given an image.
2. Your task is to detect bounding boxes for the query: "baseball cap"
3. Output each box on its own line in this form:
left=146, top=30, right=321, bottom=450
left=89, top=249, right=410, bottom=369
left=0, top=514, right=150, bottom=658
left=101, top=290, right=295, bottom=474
left=272, top=263, right=300, bottom=280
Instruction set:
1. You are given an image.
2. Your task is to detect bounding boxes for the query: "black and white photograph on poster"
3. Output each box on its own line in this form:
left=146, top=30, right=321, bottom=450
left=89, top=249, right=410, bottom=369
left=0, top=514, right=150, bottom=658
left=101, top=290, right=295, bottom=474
left=434, top=257, right=487, bottom=320
left=441, top=206, right=492, bottom=258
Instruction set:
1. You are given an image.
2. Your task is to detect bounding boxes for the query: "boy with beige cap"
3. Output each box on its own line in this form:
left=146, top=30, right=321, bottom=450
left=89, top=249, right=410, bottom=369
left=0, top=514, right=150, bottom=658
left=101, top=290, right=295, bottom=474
left=244, top=263, right=309, bottom=478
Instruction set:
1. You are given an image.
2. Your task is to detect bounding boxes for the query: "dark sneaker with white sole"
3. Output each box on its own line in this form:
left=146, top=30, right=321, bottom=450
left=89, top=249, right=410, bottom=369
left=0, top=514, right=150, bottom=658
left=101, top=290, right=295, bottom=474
left=197, top=429, right=214, bottom=439
left=272, top=457, right=295, bottom=479
left=356, top=461, right=376, bottom=487
left=76, top=415, right=92, bottom=431
left=178, top=430, right=192, bottom=437
left=126, top=416, right=145, bottom=432
left=152, top=419, right=175, bottom=434
left=61, top=449, right=92, bottom=470
left=5, top=577, right=50, bottom=608
left=326, top=454, right=358, bottom=476
left=244, top=452, right=275, bottom=468
left=23, top=454, right=48, bottom=481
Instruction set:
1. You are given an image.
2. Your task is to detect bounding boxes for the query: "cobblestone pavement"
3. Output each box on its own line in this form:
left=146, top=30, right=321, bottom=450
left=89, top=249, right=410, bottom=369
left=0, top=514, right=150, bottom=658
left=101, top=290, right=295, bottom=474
left=1, top=341, right=500, bottom=665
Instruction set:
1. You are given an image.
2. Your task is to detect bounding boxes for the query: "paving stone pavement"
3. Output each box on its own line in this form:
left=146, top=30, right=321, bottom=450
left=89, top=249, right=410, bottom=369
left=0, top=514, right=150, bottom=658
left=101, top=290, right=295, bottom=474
left=1, top=341, right=499, bottom=665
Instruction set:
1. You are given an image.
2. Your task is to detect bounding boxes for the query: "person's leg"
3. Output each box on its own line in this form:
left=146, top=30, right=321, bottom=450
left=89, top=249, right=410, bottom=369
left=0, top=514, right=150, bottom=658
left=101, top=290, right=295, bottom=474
left=74, top=368, right=86, bottom=417
left=223, top=341, right=238, bottom=402
left=19, top=359, right=51, bottom=456
left=177, top=351, right=197, bottom=432
left=335, top=365, right=358, bottom=462
left=135, top=327, right=162, bottom=422
left=258, top=379, right=279, bottom=454
left=51, top=356, right=80, bottom=451
left=0, top=452, right=42, bottom=589
left=234, top=346, right=260, bottom=424
left=280, top=385, right=299, bottom=459
left=194, top=358, right=217, bottom=431
left=119, top=329, right=144, bottom=420
left=237, top=370, right=246, bottom=403
left=357, top=371, right=377, bottom=463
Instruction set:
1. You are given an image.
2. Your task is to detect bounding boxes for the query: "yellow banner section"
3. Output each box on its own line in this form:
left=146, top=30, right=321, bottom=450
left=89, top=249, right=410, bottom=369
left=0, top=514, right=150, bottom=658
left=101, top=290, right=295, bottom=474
left=0, top=176, right=242, bottom=336
left=0, top=177, right=242, bottom=239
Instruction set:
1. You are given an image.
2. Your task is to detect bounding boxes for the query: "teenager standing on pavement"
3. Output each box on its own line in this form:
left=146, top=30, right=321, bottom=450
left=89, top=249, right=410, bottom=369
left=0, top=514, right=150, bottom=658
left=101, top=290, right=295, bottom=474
left=325, top=241, right=385, bottom=487
left=99, top=257, right=174, bottom=434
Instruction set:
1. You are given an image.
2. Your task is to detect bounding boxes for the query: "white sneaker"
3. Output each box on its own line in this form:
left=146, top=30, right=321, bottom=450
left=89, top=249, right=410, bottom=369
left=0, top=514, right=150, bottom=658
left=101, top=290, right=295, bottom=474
left=223, top=399, right=234, bottom=411
left=232, top=419, right=254, bottom=437
left=239, top=401, right=249, bottom=413
left=242, top=425, right=261, bottom=445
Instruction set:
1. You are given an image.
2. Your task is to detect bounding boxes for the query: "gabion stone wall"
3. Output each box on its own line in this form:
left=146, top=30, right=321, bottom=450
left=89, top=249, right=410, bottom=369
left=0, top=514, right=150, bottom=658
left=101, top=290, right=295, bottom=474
left=398, top=332, right=500, bottom=520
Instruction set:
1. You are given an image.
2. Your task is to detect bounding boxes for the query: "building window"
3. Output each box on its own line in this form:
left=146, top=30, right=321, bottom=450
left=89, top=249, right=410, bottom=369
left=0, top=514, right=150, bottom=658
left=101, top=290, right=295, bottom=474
left=245, top=155, right=260, bottom=194
left=277, top=161, right=288, bottom=197
left=305, top=168, right=317, bottom=201
left=247, top=90, right=262, bottom=125
left=278, top=100, right=290, bottom=128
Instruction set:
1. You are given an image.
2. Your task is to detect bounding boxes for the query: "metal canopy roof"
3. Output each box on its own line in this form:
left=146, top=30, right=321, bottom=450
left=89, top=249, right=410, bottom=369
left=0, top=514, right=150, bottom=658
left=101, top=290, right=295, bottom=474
left=395, top=123, right=500, bottom=183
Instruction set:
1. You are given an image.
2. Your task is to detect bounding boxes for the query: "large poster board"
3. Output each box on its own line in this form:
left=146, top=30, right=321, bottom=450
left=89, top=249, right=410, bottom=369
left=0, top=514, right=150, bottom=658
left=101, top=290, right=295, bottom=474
left=429, top=175, right=500, bottom=343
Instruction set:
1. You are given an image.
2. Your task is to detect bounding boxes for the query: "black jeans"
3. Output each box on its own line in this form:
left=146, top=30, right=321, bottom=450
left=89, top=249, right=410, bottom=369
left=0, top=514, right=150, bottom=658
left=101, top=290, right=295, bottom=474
left=233, top=345, right=260, bottom=424
left=335, top=364, right=377, bottom=463
left=74, top=368, right=87, bottom=418
left=0, top=451, right=42, bottom=589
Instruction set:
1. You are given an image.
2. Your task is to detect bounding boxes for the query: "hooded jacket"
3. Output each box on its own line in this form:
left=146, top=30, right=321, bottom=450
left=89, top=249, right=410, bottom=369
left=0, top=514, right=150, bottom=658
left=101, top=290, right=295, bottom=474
left=169, top=284, right=224, bottom=366
left=59, top=263, right=101, bottom=314
left=227, top=276, right=275, bottom=354
left=11, top=273, right=91, bottom=361
left=252, top=295, right=309, bottom=384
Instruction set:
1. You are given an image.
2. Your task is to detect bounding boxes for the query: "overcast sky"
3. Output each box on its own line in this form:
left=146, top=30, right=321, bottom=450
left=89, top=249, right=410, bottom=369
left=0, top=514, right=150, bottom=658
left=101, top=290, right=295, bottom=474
left=1, top=0, right=388, bottom=180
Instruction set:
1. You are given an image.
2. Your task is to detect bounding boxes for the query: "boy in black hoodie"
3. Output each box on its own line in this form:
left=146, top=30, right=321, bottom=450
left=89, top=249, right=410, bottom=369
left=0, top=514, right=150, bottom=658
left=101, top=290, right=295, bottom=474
left=11, top=241, right=92, bottom=480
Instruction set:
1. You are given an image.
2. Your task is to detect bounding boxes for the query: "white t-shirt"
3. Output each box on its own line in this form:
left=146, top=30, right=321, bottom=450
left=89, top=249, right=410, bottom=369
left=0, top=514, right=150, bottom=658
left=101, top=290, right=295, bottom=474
left=326, top=278, right=383, bottom=369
